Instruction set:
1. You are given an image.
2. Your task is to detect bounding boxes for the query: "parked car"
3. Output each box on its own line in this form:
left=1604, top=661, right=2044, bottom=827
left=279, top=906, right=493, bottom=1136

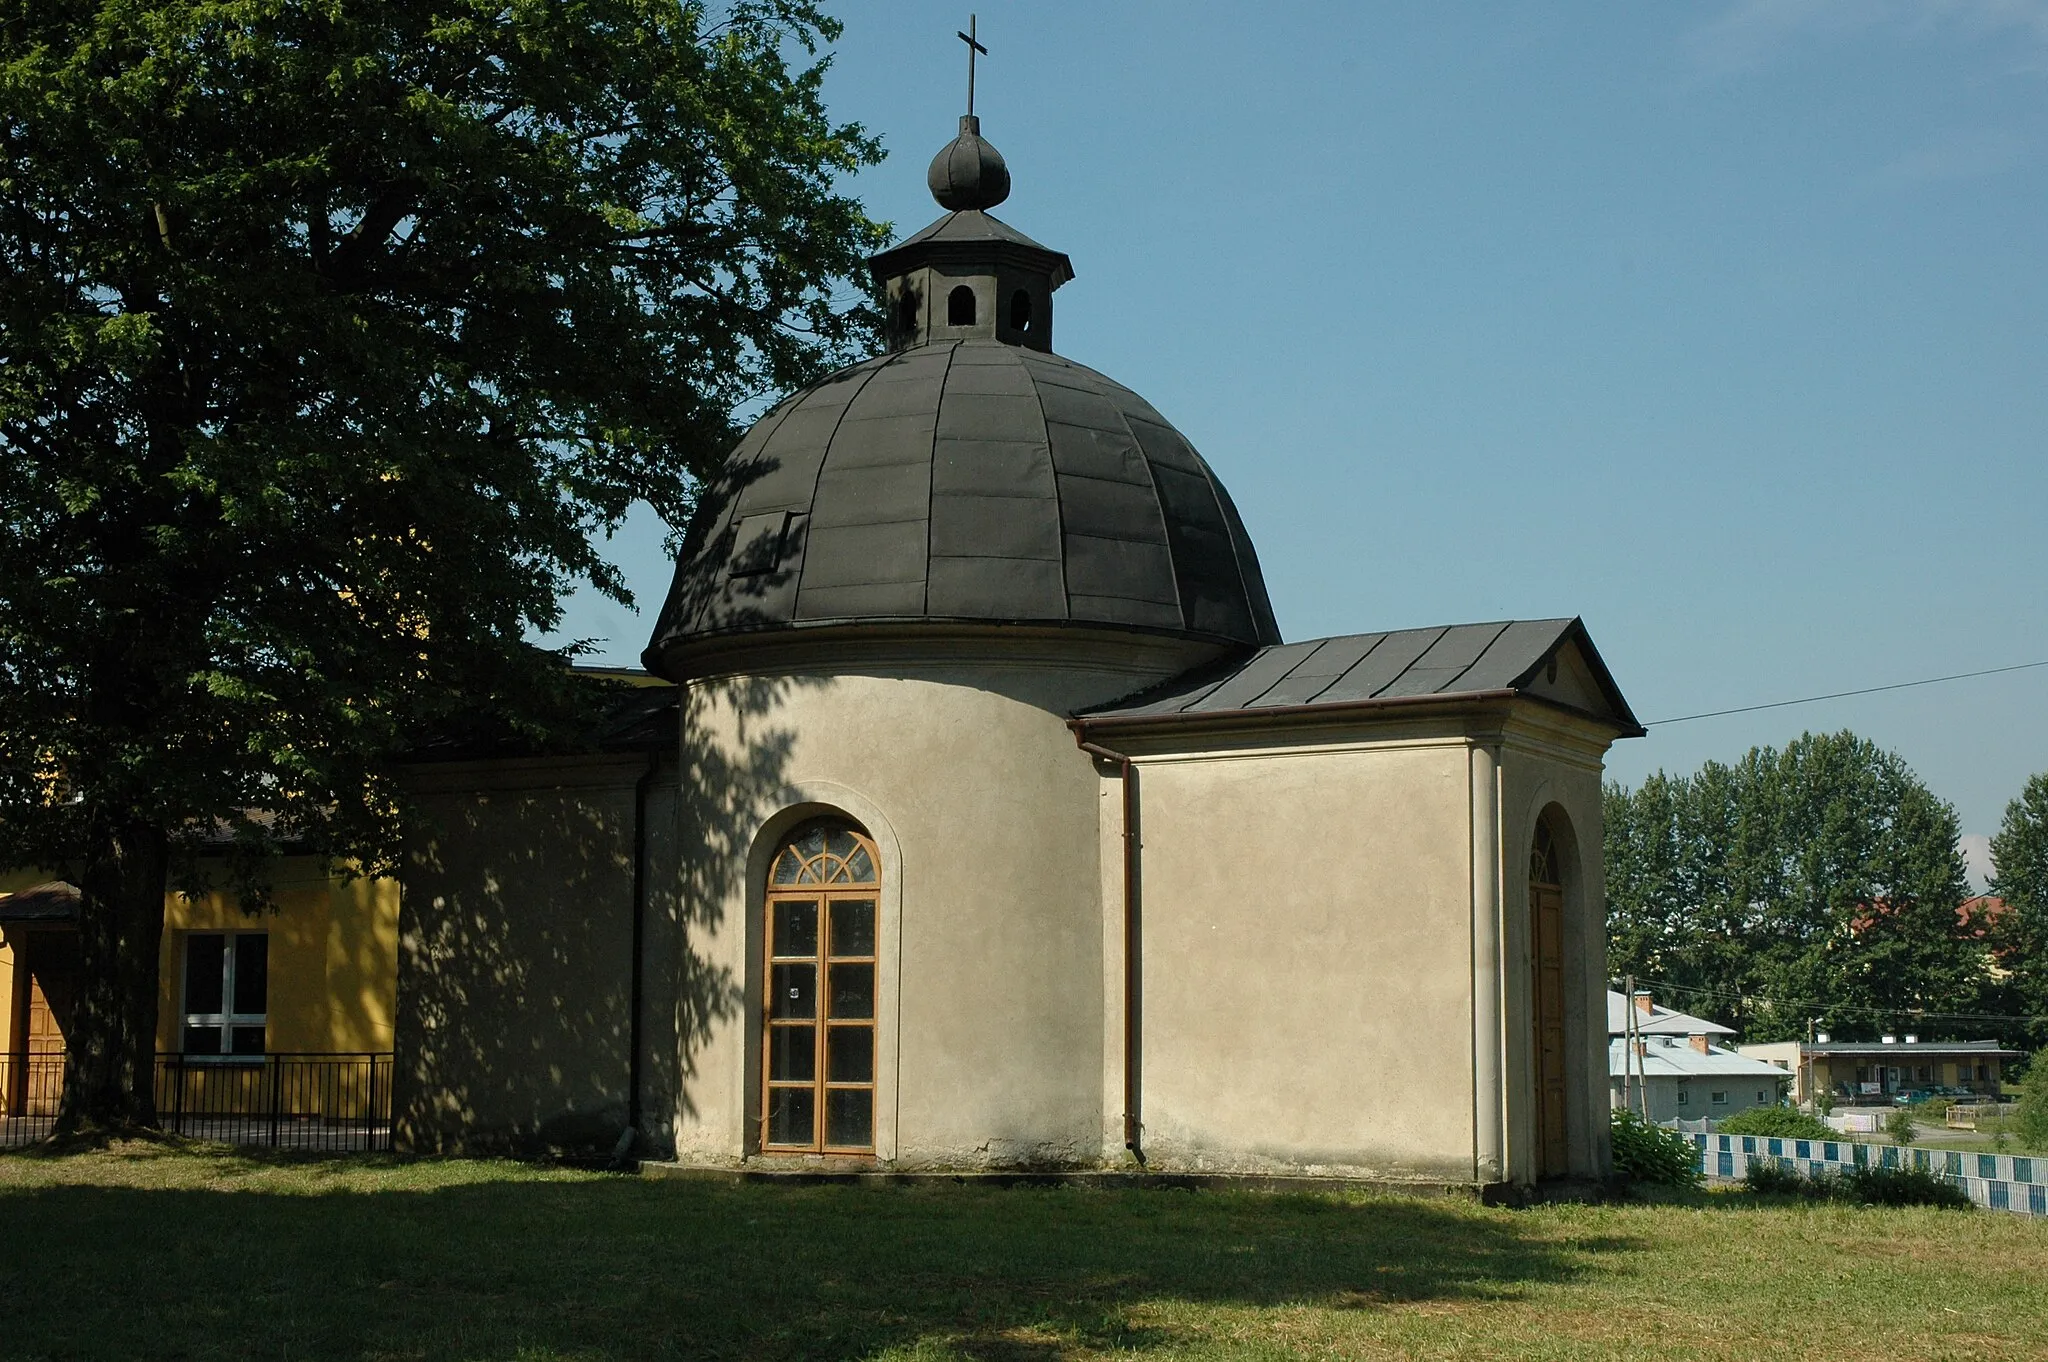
left=1891, top=1089, right=1935, bottom=1106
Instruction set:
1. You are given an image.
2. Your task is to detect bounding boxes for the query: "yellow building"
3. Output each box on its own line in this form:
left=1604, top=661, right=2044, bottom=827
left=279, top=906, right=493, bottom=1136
left=0, top=860, right=399, bottom=1118
left=0, top=665, right=662, bottom=1130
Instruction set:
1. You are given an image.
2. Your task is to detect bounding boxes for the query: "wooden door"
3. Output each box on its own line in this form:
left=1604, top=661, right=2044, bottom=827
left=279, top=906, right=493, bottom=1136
left=20, top=932, right=79, bottom=1115
left=1530, top=847, right=1569, bottom=1179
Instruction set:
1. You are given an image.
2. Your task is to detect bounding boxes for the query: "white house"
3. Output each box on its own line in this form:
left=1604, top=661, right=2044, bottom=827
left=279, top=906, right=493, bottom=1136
left=1608, top=990, right=1788, bottom=1122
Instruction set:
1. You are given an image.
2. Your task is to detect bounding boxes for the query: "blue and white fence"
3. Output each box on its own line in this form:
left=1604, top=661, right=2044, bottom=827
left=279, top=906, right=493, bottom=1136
left=1689, top=1131, right=2048, bottom=1217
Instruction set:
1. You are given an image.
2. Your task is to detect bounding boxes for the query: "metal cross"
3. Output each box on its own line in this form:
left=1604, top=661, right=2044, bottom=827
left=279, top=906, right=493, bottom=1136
left=957, top=15, right=987, bottom=117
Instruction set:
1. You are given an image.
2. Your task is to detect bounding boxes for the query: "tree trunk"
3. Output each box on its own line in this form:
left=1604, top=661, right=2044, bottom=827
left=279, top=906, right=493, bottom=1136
left=55, top=817, right=170, bottom=1134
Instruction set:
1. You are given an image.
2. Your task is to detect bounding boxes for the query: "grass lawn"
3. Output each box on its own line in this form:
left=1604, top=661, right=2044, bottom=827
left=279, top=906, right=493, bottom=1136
left=2, top=1145, right=2045, bottom=1361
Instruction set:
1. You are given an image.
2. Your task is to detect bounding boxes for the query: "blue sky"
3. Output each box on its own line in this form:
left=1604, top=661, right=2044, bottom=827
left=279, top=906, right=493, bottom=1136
left=553, top=2, right=2048, bottom=880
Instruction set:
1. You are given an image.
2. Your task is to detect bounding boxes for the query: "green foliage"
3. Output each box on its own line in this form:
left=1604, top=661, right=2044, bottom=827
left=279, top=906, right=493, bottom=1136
left=0, top=0, right=886, bottom=1121
left=1610, top=1109, right=1701, bottom=1187
left=1884, top=1107, right=1918, bottom=1146
left=1988, top=773, right=2048, bottom=1050
left=1605, top=732, right=1981, bottom=1043
left=1714, top=1107, right=1832, bottom=1140
left=1842, top=1165, right=1972, bottom=1209
left=2016, top=1055, right=2048, bottom=1149
left=1743, top=1159, right=1971, bottom=1209
left=1742, top=1159, right=1809, bottom=1195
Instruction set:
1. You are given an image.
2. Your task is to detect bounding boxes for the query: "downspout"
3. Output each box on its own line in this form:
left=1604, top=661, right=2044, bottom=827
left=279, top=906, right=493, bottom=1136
left=1074, top=733, right=1143, bottom=1161
left=624, top=749, right=659, bottom=1150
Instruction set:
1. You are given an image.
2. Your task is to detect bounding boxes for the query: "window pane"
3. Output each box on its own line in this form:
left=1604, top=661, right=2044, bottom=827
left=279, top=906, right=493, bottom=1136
left=845, top=847, right=875, bottom=883
left=229, top=1025, right=266, bottom=1056
left=184, top=935, right=225, bottom=1014
left=827, top=1026, right=873, bottom=1084
left=830, top=900, right=876, bottom=958
left=772, top=901, right=818, bottom=958
left=825, top=829, right=856, bottom=859
left=795, top=826, right=826, bottom=859
left=770, top=962, right=816, bottom=1020
left=182, top=1023, right=221, bottom=1055
left=827, top=963, right=873, bottom=1020
left=772, top=849, right=803, bottom=884
left=769, top=1025, right=815, bottom=1082
left=232, top=935, right=268, bottom=1014
left=767, top=1087, right=815, bottom=1147
left=826, top=1088, right=873, bottom=1149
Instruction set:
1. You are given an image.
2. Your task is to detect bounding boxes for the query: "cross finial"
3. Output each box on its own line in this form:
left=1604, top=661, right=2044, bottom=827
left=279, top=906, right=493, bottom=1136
left=957, top=15, right=987, bottom=118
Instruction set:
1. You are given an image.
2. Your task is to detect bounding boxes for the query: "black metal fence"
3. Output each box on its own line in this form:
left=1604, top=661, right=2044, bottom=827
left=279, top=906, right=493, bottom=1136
left=0, top=1052, right=393, bottom=1152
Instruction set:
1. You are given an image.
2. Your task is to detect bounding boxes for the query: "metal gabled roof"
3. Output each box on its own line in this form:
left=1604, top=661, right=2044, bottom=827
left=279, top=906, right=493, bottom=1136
left=1607, top=990, right=1736, bottom=1037
left=1076, top=616, right=1642, bottom=734
left=1609, top=1037, right=1792, bottom=1081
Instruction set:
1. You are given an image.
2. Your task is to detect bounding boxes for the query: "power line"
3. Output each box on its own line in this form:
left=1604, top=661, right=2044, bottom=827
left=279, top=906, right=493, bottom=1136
left=1647, top=659, right=2048, bottom=728
left=1616, top=975, right=2048, bottom=1028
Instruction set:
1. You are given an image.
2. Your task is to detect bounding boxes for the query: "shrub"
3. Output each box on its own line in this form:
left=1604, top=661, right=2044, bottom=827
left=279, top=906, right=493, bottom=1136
left=1742, top=1159, right=1808, bottom=1195
left=1884, top=1108, right=1919, bottom=1147
left=1740, top=1160, right=1971, bottom=1208
left=1840, top=1165, right=1972, bottom=1210
left=1716, top=1107, right=1833, bottom=1141
left=1611, top=1109, right=1701, bottom=1187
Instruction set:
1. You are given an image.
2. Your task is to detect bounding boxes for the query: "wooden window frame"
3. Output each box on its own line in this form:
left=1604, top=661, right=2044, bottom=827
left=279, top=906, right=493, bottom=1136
left=760, top=820, right=880, bottom=1156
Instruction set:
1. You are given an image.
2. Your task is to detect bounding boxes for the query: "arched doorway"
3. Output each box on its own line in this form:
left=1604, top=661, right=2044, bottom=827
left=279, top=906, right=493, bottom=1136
left=1529, top=814, right=1569, bottom=1179
left=761, top=818, right=879, bottom=1154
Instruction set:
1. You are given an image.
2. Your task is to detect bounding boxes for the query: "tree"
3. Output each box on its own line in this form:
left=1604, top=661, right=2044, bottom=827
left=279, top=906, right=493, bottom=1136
left=1987, top=773, right=2048, bottom=1051
left=1606, top=732, right=1981, bottom=1042
left=0, top=0, right=886, bottom=1133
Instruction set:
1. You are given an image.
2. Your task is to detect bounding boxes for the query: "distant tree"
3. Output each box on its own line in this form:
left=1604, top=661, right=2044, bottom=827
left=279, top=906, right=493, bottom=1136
left=0, top=0, right=886, bottom=1135
left=2013, top=1058, right=2048, bottom=1151
left=1606, top=732, right=1980, bottom=1042
left=1987, top=773, right=2048, bottom=1050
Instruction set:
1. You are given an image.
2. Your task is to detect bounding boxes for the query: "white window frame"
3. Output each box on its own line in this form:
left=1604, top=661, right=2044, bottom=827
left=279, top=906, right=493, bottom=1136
left=181, top=932, right=268, bottom=1061
left=1710, top=1090, right=1728, bottom=1105
left=1676, top=1088, right=1689, bottom=1105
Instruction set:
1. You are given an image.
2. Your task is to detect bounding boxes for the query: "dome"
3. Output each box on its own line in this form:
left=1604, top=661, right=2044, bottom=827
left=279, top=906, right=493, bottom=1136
left=928, top=114, right=1011, bottom=210
left=646, top=339, right=1279, bottom=668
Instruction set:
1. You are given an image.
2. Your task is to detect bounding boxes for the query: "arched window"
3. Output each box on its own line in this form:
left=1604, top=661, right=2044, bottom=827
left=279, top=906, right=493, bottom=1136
left=762, top=818, right=878, bottom=1153
left=1008, top=288, right=1032, bottom=332
left=947, top=284, right=975, bottom=326
left=1529, top=812, right=1568, bottom=1178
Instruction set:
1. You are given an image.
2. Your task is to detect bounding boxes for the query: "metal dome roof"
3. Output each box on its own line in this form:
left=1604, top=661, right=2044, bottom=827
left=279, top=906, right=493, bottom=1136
left=646, top=338, right=1280, bottom=666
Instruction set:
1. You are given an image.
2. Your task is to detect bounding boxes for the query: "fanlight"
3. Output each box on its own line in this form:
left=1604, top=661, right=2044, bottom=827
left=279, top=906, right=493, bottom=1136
left=771, top=820, right=877, bottom=886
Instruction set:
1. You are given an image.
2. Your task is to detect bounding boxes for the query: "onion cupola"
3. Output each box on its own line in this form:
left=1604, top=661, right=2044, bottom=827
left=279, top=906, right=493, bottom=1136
left=645, top=118, right=1280, bottom=678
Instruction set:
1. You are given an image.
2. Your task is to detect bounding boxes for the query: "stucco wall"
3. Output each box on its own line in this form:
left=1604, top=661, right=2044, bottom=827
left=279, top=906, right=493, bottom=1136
left=1121, top=737, right=1480, bottom=1181
left=669, top=645, right=1177, bottom=1170
left=395, top=754, right=657, bottom=1155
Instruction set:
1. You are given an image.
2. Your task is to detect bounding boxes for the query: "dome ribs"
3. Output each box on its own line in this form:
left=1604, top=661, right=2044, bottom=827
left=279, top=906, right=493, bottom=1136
left=1024, top=354, right=1180, bottom=631
left=926, top=343, right=1064, bottom=619
left=645, top=341, right=1278, bottom=669
left=793, top=345, right=951, bottom=621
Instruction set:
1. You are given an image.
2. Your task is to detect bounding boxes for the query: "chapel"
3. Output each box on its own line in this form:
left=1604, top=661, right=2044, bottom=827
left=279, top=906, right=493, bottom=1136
left=392, top=112, right=1643, bottom=1191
